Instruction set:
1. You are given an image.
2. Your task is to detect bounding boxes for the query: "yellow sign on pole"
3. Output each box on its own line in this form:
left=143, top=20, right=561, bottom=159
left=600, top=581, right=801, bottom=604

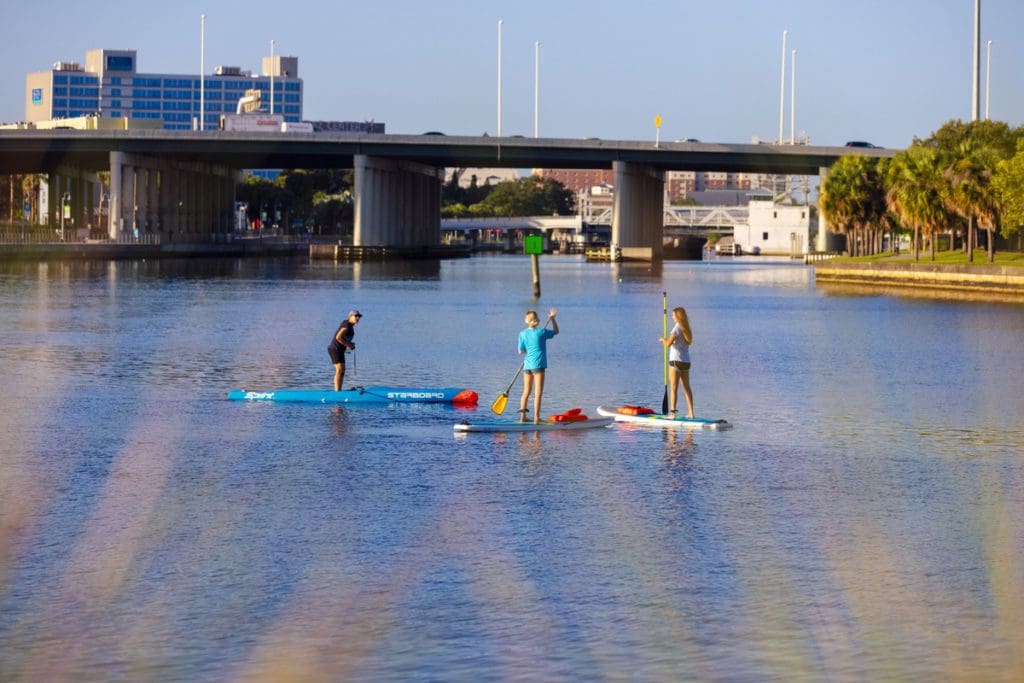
left=654, top=115, right=662, bottom=128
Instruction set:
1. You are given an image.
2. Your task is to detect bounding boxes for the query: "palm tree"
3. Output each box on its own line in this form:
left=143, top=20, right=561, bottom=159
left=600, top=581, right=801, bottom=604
left=993, top=140, right=1024, bottom=250
left=943, top=142, right=1000, bottom=263
left=820, top=155, right=885, bottom=256
left=886, top=145, right=952, bottom=261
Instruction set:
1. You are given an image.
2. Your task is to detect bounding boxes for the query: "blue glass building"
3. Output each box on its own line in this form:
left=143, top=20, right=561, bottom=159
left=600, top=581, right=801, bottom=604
left=25, top=49, right=302, bottom=130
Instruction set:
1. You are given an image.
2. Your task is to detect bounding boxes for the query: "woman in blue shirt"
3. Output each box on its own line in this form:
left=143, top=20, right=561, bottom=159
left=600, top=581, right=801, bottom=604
left=518, top=308, right=559, bottom=423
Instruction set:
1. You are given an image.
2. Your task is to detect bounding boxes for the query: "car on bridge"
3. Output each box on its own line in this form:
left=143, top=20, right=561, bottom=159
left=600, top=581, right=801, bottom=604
left=844, top=141, right=880, bottom=148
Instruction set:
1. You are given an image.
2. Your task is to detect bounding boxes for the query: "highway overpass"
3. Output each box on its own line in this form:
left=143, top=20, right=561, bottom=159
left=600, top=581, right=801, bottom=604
left=0, top=130, right=895, bottom=257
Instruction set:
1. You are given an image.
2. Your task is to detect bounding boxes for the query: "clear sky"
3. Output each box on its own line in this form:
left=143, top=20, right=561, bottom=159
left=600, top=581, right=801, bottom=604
left=2, top=0, right=1021, bottom=148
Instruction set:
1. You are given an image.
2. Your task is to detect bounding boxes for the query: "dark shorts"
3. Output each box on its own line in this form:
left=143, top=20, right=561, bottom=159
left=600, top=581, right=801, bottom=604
left=670, top=361, right=691, bottom=372
left=328, top=345, right=346, bottom=365
left=523, top=367, right=546, bottom=375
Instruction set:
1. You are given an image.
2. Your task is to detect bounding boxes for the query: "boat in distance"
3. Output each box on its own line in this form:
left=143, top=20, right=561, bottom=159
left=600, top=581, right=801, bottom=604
left=229, top=386, right=479, bottom=404
left=596, top=405, right=731, bottom=430
left=454, top=417, right=614, bottom=433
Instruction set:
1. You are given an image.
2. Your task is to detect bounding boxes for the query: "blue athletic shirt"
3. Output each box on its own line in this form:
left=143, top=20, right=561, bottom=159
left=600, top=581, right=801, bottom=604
left=518, top=327, right=556, bottom=370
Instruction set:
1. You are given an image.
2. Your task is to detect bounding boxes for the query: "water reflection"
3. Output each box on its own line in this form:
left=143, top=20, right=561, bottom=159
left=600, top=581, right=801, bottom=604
left=1, top=256, right=1023, bottom=680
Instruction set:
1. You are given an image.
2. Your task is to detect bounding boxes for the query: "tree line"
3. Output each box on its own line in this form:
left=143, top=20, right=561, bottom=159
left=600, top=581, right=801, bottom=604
left=820, top=119, right=1024, bottom=261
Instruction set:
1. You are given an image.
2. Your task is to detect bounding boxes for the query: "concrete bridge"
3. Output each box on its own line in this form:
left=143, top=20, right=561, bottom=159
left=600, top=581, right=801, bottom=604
left=0, top=130, right=893, bottom=257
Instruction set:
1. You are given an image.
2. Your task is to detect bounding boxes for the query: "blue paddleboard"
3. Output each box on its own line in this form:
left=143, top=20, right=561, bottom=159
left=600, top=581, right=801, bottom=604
left=229, top=386, right=478, bottom=404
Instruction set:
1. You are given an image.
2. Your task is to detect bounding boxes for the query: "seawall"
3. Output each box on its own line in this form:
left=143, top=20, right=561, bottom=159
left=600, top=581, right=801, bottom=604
left=814, top=261, right=1024, bottom=296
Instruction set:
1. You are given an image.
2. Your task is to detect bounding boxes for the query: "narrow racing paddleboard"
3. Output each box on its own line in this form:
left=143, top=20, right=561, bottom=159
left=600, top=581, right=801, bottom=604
left=596, top=405, right=731, bottom=430
left=229, top=386, right=478, bottom=404
left=454, top=417, right=614, bottom=433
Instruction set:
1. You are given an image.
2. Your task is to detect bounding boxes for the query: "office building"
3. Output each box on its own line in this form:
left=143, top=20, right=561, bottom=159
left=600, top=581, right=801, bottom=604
left=25, top=49, right=302, bottom=130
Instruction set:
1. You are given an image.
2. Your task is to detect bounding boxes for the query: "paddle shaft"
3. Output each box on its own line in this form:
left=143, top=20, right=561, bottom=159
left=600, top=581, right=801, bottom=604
left=662, top=292, right=669, bottom=414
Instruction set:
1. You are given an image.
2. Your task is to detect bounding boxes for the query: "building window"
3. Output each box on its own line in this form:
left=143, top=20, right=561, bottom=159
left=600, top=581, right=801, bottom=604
left=54, top=74, right=68, bottom=84
left=763, top=232, right=769, bottom=240
left=773, top=211, right=777, bottom=218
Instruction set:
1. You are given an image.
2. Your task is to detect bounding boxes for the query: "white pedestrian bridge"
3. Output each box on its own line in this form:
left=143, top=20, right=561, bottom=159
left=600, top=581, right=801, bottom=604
left=441, top=204, right=748, bottom=233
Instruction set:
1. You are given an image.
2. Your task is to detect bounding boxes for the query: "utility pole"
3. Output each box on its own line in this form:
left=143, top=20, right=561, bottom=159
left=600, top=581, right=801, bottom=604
left=534, top=41, right=540, bottom=138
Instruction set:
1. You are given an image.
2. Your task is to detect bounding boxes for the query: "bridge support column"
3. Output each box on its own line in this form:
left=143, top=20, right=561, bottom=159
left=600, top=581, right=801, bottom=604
left=612, top=161, right=664, bottom=260
left=817, top=165, right=833, bottom=252
left=353, top=155, right=442, bottom=248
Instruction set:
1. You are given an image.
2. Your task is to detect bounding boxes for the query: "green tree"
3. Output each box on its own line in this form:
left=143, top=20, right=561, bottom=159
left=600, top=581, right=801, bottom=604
left=993, top=139, right=1024, bottom=249
left=885, top=145, right=954, bottom=260
left=942, top=142, right=1002, bottom=263
left=470, top=177, right=574, bottom=217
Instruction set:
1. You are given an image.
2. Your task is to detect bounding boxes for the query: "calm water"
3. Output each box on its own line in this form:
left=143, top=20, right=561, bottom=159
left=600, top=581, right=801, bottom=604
left=1, top=255, right=1022, bottom=682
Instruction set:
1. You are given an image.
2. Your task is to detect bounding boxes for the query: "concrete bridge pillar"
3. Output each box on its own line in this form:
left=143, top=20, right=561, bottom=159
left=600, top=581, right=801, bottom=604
left=612, top=161, right=664, bottom=260
left=817, top=166, right=830, bottom=252
left=354, top=155, right=442, bottom=248
left=108, top=152, right=123, bottom=238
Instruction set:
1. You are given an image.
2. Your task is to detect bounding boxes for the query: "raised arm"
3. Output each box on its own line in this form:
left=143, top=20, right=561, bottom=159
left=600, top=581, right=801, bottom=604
left=548, top=308, right=559, bottom=335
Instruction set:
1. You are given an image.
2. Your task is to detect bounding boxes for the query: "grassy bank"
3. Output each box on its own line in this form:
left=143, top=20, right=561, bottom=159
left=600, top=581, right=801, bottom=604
left=831, top=251, right=1024, bottom=267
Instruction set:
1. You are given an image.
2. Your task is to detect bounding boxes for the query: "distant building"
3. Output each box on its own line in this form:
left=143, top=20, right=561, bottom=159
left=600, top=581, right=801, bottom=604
left=733, top=196, right=816, bottom=256
left=535, top=168, right=614, bottom=194
left=24, top=49, right=302, bottom=130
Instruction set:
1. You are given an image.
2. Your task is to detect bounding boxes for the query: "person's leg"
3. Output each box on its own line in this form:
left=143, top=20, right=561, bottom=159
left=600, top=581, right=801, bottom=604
left=333, top=362, right=345, bottom=391
left=680, top=364, right=694, bottom=418
left=519, top=372, right=534, bottom=421
left=668, top=365, right=680, bottom=413
left=533, top=370, right=545, bottom=423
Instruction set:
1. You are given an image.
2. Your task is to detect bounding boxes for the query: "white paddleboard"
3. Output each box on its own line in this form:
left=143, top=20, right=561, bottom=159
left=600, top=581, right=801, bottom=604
left=596, top=406, right=732, bottom=430
left=454, top=417, right=614, bottom=433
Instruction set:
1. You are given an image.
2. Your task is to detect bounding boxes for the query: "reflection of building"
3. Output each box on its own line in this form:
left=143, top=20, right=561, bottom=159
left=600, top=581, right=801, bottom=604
left=24, top=49, right=302, bottom=130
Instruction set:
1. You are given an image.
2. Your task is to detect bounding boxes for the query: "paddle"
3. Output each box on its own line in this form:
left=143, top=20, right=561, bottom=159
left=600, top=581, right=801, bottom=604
left=491, top=316, right=551, bottom=415
left=661, top=291, right=669, bottom=415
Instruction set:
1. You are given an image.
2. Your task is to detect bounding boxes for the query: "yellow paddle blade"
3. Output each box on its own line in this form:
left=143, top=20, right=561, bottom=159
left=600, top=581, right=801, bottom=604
left=491, top=392, right=509, bottom=415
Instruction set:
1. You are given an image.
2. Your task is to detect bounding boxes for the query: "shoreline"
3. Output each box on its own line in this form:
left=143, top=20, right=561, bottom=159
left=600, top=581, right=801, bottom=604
left=814, top=260, right=1024, bottom=299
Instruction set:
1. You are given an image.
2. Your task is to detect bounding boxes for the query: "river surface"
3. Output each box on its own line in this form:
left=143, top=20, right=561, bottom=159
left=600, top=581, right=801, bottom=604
left=1, top=255, right=1022, bottom=682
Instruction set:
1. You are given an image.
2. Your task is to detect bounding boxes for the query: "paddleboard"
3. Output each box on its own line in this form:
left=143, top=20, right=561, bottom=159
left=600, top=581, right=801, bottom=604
left=454, top=417, right=614, bottom=433
left=596, top=406, right=732, bottom=430
left=229, top=386, right=478, bottom=404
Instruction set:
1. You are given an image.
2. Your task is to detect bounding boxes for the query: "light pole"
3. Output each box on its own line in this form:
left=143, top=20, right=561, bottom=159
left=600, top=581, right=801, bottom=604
left=972, top=0, right=980, bottom=121
left=497, top=19, right=503, bottom=137
left=790, top=49, right=796, bottom=145
left=778, top=29, right=787, bottom=143
left=534, top=41, right=540, bottom=138
left=985, top=39, right=991, bottom=120
left=200, top=13, right=206, bottom=131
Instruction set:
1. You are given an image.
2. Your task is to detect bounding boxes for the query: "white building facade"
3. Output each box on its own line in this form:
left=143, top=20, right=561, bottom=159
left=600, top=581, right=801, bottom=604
left=733, top=197, right=816, bottom=256
left=25, top=49, right=302, bottom=130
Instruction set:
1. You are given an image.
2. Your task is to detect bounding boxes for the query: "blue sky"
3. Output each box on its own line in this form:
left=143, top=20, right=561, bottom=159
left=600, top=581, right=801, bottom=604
left=2, top=0, right=1022, bottom=148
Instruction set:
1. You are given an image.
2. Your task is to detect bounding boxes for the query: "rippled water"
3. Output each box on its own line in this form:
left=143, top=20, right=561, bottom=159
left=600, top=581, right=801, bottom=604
left=1, top=256, right=1022, bottom=681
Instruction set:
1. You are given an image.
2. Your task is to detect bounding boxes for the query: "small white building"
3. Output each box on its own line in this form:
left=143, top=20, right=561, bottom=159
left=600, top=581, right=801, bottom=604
left=733, top=197, right=816, bottom=256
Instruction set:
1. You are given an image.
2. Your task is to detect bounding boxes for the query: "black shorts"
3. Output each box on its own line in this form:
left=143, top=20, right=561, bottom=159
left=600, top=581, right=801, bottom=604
left=523, top=367, right=545, bottom=375
left=669, top=361, right=691, bottom=372
left=328, top=345, right=346, bottom=365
